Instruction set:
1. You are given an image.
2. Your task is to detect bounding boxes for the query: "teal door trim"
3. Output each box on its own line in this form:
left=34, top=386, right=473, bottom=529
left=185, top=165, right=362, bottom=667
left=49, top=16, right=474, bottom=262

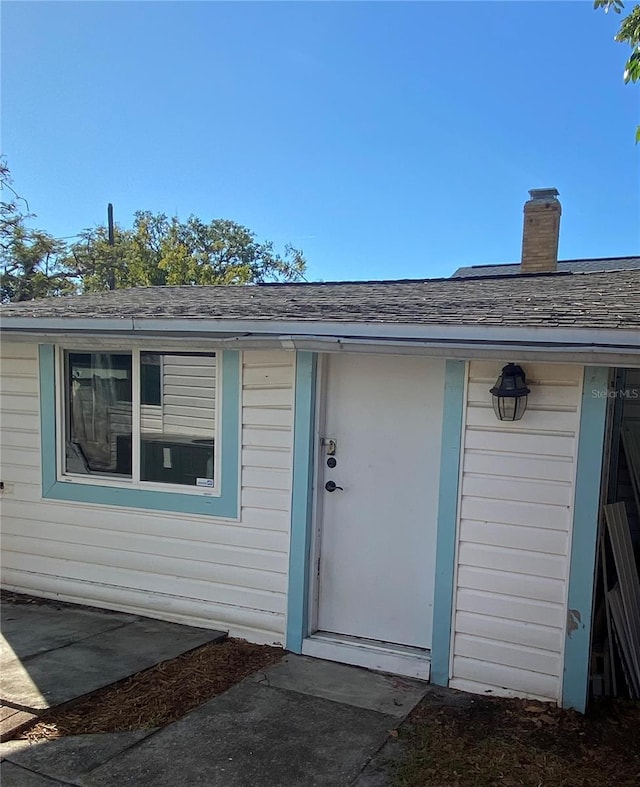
left=430, top=360, right=466, bottom=686
left=38, top=344, right=241, bottom=518
left=562, top=366, right=609, bottom=712
left=286, top=351, right=317, bottom=652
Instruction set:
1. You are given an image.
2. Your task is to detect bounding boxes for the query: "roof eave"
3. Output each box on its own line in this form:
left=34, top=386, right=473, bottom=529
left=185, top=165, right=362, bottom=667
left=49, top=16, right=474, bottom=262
left=1, top=315, right=639, bottom=355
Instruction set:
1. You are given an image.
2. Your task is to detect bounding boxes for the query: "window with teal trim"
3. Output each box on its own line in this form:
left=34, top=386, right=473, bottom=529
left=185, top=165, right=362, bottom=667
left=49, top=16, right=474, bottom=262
left=39, top=345, right=241, bottom=518
left=64, top=350, right=218, bottom=489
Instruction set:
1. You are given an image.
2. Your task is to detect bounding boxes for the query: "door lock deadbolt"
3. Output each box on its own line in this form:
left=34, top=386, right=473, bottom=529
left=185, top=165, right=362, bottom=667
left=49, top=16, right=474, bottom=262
left=323, top=438, right=337, bottom=456
left=327, top=457, right=337, bottom=469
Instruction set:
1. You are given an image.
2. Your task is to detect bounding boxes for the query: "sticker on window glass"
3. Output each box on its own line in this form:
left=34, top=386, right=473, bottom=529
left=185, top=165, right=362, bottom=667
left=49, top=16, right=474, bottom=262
left=196, top=477, right=214, bottom=488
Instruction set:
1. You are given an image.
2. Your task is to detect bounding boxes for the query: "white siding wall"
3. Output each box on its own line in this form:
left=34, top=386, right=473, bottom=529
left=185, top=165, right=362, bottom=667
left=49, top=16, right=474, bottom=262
left=0, top=342, right=295, bottom=645
left=450, top=361, right=583, bottom=702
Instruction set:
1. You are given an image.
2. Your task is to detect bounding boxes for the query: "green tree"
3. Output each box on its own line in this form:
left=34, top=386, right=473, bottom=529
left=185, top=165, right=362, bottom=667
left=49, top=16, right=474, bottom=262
left=1, top=160, right=73, bottom=302
left=0, top=159, right=29, bottom=248
left=1, top=158, right=307, bottom=299
left=65, top=212, right=307, bottom=291
left=65, top=225, right=137, bottom=292
left=595, top=0, right=640, bottom=141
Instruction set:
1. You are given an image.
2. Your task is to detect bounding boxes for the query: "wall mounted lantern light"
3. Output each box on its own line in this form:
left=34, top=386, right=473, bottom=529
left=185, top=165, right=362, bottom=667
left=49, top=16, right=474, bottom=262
left=490, top=363, right=530, bottom=422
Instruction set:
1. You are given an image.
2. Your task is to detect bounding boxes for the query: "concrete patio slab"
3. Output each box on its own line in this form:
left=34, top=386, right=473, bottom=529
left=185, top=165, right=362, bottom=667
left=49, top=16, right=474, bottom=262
left=1, top=599, right=432, bottom=786
left=1, top=602, right=136, bottom=661
left=1, top=596, right=226, bottom=712
left=0, top=761, right=67, bottom=786
left=0, top=730, right=155, bottom=781
left=79, top=680, right=396, bottom=787
left=253, top=654, right=429, bottom=719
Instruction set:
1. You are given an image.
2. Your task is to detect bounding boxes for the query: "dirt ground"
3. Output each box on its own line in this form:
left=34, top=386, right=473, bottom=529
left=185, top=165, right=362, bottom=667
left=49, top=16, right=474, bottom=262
left=4, top=590, right=638, bottom=784
left=393, top=687, right=640, bottom=787
left=17, top=638, right=283, bottom=741
left=18, top=648, right=640, bottom=787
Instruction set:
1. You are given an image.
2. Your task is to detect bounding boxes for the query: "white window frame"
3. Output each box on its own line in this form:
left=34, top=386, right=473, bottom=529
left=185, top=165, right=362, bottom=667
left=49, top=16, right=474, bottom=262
left=55, top=343, right=222, bottom=497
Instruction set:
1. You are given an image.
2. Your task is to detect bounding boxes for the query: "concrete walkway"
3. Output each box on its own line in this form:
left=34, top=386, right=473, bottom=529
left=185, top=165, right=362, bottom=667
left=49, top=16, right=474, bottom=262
left=0, top=655, right=429, bottom=786
left=0, top=595, right=225, bottom=738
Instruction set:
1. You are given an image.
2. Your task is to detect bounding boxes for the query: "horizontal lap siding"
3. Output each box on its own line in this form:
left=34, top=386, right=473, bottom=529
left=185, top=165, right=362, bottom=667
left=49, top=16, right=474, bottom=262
left=450, top=361, right=582, bottom=702
left=240, top=353, right=295, bottom=550
left=140, top=404, right=162, bottom=433
left=162, top=355, right=216, bottom=437
left=0, top=342, right=295, bottom=645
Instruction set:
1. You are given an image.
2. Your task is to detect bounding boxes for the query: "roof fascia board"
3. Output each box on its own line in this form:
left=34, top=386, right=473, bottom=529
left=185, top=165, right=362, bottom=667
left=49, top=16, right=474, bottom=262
left=0, top=332, right=278, bottom=351
left=282, top=337, right=640, bottom=367
left=1, top=317, right=137, bottom=332
left=3, top=329, right=639, bottom=366
left=1, top=316, right=639, bottom=351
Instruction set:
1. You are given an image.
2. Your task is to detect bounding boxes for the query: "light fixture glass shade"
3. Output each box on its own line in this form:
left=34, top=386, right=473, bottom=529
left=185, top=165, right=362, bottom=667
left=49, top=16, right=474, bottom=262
left=490, top=364, right=530, bottom=422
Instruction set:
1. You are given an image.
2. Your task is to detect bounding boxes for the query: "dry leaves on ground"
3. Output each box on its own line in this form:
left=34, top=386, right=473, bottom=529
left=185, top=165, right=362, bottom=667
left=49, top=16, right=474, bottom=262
left=395, top=691, right=640, bottom=787
left=19, top=638, right=283, bottom=742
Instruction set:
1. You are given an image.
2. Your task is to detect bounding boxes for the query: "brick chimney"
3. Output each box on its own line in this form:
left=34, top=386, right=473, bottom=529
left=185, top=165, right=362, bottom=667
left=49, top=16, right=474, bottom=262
left=521, top=188, right=561, bottom=274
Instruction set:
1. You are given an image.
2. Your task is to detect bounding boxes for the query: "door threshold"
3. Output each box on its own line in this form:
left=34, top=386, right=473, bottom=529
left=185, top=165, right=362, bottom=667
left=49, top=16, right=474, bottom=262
left=302, top=632, right=431, bottom=680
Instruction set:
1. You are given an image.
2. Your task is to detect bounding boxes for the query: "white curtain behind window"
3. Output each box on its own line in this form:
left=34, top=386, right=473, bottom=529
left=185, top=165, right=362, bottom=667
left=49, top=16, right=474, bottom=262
left=70, top=354, right=121, bottom=472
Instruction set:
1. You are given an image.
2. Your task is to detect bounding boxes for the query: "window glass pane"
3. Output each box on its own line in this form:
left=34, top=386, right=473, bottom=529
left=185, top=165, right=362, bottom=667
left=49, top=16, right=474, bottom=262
left=140, top=352, right=216, bottom=488
left=66, top=352, right=132, bottom=476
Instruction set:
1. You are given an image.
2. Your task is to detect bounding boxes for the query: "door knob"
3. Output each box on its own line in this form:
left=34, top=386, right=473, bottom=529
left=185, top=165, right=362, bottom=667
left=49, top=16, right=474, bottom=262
left=325, top=480, right=343, bottom=493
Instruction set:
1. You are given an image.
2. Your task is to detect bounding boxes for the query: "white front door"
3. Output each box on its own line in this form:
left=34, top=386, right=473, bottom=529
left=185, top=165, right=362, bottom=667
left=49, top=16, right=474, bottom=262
left=315, top=353, right=445, bottom=650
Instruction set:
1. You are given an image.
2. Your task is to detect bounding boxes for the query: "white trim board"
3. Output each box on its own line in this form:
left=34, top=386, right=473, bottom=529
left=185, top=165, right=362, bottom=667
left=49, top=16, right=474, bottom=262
left=3, top=316, right=640, bottom=351
left=302, top=632, right=431, bottom=681
left=4, top=329, right=639, bottom=366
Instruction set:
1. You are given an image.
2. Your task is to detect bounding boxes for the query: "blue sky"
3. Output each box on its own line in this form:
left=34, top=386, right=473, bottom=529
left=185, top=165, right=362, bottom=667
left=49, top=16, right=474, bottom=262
left=2, top=1, right=638, bottom=281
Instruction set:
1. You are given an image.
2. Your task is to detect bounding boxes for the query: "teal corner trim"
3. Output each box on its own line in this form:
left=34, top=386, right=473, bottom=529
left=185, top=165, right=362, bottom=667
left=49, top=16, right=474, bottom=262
left=431, top=360, right=466, bottom=686
left=286, top=351, right=317, bottom=653
left=563, top=366, right=609, bottom=712
left=38, top=345, right=240, bottom=518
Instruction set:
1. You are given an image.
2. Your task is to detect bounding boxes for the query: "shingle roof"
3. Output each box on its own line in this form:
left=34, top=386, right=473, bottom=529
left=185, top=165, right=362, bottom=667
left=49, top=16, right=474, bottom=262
left=452, top=256, right=640, bottom=278
left=2, top=268, right=640, bottom=331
